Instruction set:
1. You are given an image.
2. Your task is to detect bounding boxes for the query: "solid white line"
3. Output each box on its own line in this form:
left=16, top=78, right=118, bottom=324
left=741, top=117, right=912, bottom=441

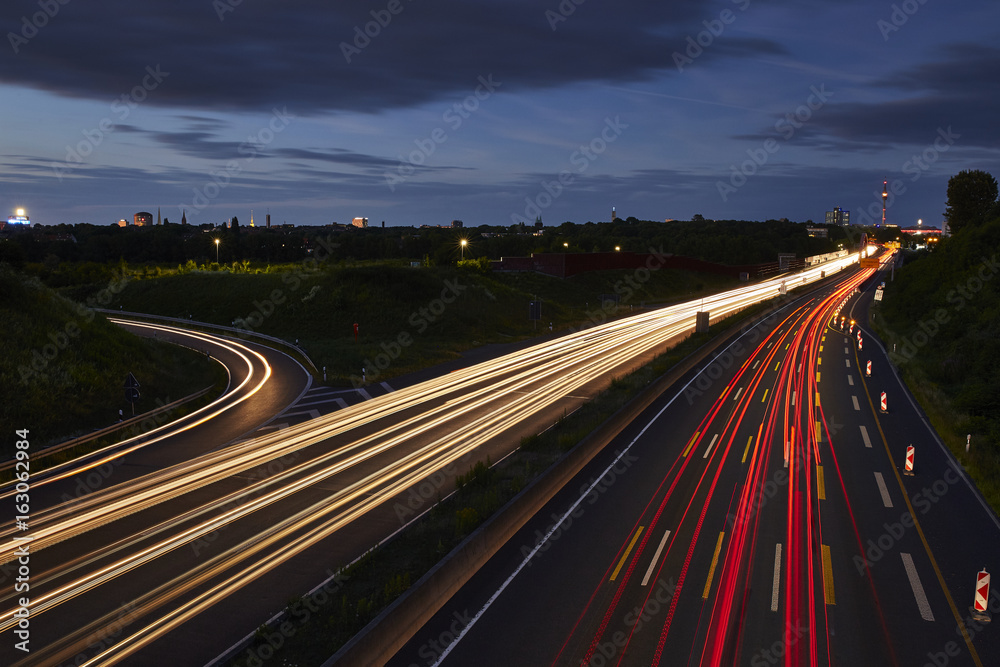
left=429, top=290, right=817, bottom=665
left=771, top=543, right=782, bottom=612
left=641, top=529, right=672, bottom=586
left=703, top=433, right=720, bottom=459
left=852, top=396, right=860, bottom=411
left=874, top=472, right=893, bottom=507
left=847, top=374, right=854, bottom=386
left=860, top=425, right=871, bottom=448
left=900, top=552, right=935, bottom=621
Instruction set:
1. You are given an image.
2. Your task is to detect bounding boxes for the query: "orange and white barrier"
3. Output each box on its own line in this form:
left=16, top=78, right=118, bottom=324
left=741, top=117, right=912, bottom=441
left=972, top=569, right=991, bottom=622
left=904, top=445, right=914, bottom=476
left=880, top=391, right=887, bottom=413
left=866, top=360, right=872, bottom=377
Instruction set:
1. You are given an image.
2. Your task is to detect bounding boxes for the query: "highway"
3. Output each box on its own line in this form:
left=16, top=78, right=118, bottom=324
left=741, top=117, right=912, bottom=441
left=390, top=252, right=1000, bottom=667
left=0, top=253, right=867, bottom=665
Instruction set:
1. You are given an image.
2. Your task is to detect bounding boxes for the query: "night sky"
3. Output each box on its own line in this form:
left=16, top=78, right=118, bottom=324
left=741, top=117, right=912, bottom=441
left=1, top=0, right=997, bottom=228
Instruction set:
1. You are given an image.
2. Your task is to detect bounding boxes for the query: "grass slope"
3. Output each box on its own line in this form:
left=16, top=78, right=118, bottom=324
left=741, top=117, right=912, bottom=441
left=0, top=265, right=223, bottom=454
left=106, top=263, right=734, bottom=385
left=875, top=218, right=1000, bottom=508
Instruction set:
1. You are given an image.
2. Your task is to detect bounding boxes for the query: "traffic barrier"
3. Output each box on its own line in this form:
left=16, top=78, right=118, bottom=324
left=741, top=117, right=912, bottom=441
left=972, top=569, right=991, bottom=623
left=880, top=391, right=887, bottom=413
left=904, top=445, right=914, bottom=476
left=858, top=332, right=863, bottom=350
left=866, top=360, right=872, bottom=377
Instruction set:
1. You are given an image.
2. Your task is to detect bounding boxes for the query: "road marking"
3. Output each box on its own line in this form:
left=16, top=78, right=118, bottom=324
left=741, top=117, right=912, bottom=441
left=852, top=395, right=860, bottom=411
left=874, top=472, right=893, bottom=507
left=844, top=347, right=849, bottom=354
left=815, top=420, right=821, bottom=443
left=611, top=526, right=644, bottom=581
left=847, top=374, right=854, bottom=386
left=818, top=356, right=822, bottom=365
left=901, top=552, right=935, bottom=621
left=356, top=387, right=373, bottom=400
left=753, top=360, right=760, bottom=370
left=703, top=433, right=720, bottom=459
left=380, top=381, right=394, bottom=393
left=815, top=392, right=821, bottom=406
left=761, top=388, right=769, bottom=403
left=641, top=529, right=671, bottom=586
left=702, top=532, right=725, bottom=599
left=771, top=544, right=782, bottom=611
left=817, top=465, right=826, bottom=500
left=742, top=435, right=753, bottom=463
left=845, top=359, right=851, bottom=368
left=816, top=371, right=821, bottom=383
left=767, top=341, right=773, bottom=348
left=774, top=362, right=781, bottom=371
left=683, top=431, right=700, bottom=457
left=819, top=345, right=824, bottom=352
left=792, top=390, right=796, bottom=406
left=860, top=425, right=872, bottom=448
left=821, top=544, right=836, bottom=605
left=733, top=387, right=743, bottom=401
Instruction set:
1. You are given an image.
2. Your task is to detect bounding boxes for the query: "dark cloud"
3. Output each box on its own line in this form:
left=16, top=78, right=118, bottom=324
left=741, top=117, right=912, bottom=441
left=0, top=0, right=786, bottom=114
left=786, top=45, right=1000, bottom=149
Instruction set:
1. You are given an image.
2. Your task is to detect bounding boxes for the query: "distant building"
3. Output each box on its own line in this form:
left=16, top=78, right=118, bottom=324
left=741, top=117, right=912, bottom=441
left=181, top=210, right=188, bottom=225
left=612, top=206, right=617, bottom=221
left=117, top=219, right=128, bottom=227
left=134, top=211, right=153, bottom=226
left=7, top=208, right=30, bottom=226
left=825, top=207, right=850, bottom=226
left=352, top=217, right=368, bottom=228
left=452, top=220, right=464, bottom=228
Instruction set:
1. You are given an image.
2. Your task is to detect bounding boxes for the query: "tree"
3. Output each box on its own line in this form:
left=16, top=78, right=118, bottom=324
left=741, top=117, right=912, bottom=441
left=944, top=170, right=998, bottom=235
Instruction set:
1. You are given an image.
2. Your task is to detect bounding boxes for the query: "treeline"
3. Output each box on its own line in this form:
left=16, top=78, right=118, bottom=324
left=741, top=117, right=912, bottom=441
left=1, top=218, right=847, bottom=281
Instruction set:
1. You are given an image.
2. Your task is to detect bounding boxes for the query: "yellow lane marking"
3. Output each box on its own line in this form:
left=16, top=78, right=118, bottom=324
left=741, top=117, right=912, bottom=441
left=682, top=431, right=700, bottom=457
left=611, top=526, right=644, bottom=581
left=816, top=371, right=821, bottom=383
left=774, top=362, right=781, bottom=371
left=818, top=357, right=822, bottom=365
left=817, top=464, right=826, bottom=500
left=822, top=544, right=835, bottom=604
left=819, top=344, right=824, bottom=352
left=702, top=532, right=725, bottom=599
left=815, top=392, right=821, bottom=406
left=761, top=388, right=769, bottom=403
left=742, top=435, right=753, bottom=463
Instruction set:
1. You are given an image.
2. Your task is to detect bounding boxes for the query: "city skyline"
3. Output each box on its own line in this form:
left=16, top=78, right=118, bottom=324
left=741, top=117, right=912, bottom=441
left=1, top=0, right=997, bottom=228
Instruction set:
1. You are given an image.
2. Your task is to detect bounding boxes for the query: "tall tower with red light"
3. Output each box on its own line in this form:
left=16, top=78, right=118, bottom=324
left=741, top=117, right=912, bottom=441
left=881, top=180, right=888, bottom=226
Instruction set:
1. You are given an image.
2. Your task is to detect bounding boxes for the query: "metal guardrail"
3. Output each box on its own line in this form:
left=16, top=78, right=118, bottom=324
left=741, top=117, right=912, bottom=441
left=96, top=309, right=320, bottom=375
left=0, top=386, right=213, bottom=471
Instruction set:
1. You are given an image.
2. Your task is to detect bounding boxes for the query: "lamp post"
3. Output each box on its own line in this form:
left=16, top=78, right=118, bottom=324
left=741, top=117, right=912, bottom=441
left=214, top=238, right=220, bottom=263
left=460, top=239, right=467, bottom=260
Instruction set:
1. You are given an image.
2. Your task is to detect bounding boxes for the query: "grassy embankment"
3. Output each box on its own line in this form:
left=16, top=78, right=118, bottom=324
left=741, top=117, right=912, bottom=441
left=872, top=217, right=1000, bottom=510
left=0, top=265, right=225, bottom=460
left=103, top=261, right=735, bottom=385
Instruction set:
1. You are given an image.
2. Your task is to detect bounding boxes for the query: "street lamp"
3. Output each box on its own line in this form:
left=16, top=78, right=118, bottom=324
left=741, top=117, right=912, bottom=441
left=214, top=238, right=220, bottom=263
left=460, top=238, right=467, bottom=260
